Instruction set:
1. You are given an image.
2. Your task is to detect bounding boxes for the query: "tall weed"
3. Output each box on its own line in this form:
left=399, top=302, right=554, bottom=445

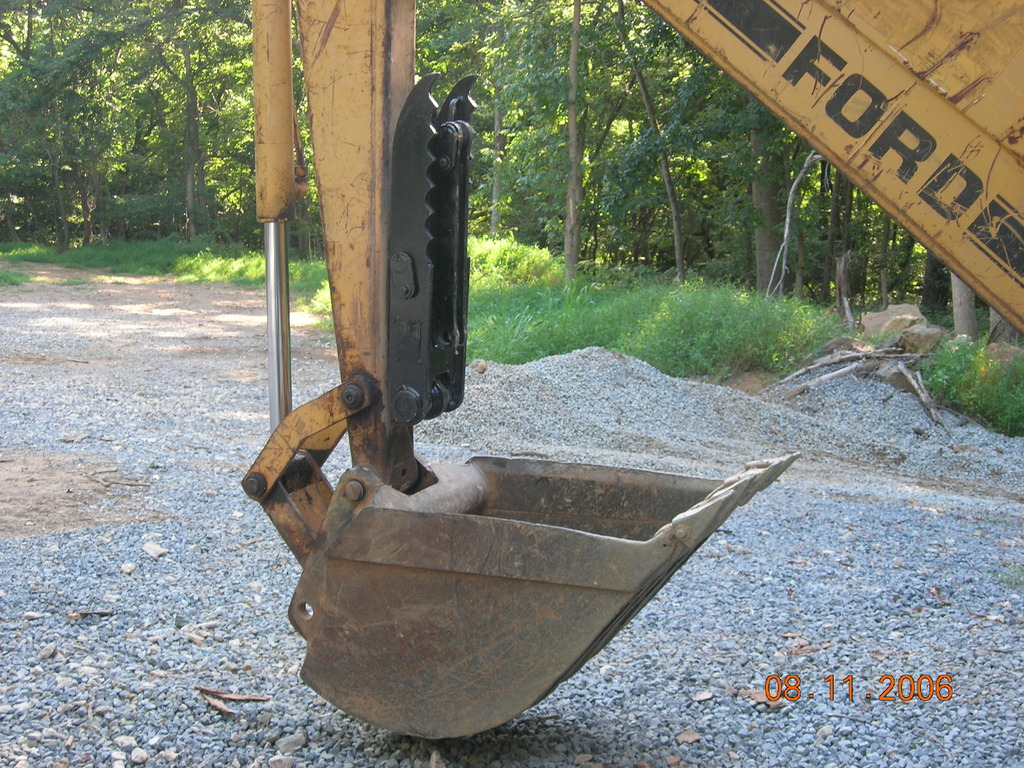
left=469, top=237, right=563, bottom=287
left=620, top=282, right=840, bottom=377
left=469, top=277, right=840, bottom=379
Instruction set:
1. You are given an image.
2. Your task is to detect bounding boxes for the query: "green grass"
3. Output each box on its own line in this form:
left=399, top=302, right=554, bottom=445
left=0, top=237, right=328, bottom=299
left=0, top=264, right=28, bottom=285
left=470, top=237, right=564, bottom=288
left=1, top=235, right=844, bottom=385
left=466, top=237, right=843, bottom=379
left=1, top=238, right=216, bottom=274
left=921, top=339, right=1024, bottom=437
left=997, top=563, right=1024, bottom=589
left=469, top=277, right=841, bottom=379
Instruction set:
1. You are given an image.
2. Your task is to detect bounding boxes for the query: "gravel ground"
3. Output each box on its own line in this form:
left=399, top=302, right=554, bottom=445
left=1, top=273, right=1022, bottom=768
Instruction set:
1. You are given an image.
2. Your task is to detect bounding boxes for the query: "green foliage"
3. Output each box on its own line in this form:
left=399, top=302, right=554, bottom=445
left=469, top=237, right=563, bottom=287
left=0, top=243, right=56, bottom=261
left=11, top=236, right=242, bottom=274
left=0, top=265, right=27, bottom=285
left=921, top=340, right=1024, bottom=437
left=0, top=0, right=934, bottom=307
left=468, top=239, right=841, bottom=379
left=6, top=236, right=328, bottom=294
left=621, top=282, right=840, bottom=377
left=0, top=0, right=257, bottom=246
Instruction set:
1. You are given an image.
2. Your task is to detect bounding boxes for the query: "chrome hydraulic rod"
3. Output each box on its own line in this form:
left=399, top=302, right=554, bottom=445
left=265, top=221, right=292, bottom=428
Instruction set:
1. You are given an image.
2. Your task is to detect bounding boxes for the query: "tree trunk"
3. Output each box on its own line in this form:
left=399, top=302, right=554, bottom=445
left=835, top=249, right=856, bottom=327
left=879, top=216, right=892, bottom=309
left=92, top=166, right=105, bottom=242
left=4, top=202, right=20, bottom=241
left=836, top=253, right=857, bottom=329
left=794, top=229, right=805, bottom=299
left=49, top=152, right=70, bottom=252
left=822, top=171, right=844, bottom=302
left=951, top=273, right=978, bottom=340
left=989, top=308, right=1022, bottom=344
left=183, top=44, right=201, bottom=240
left=616, top=0, right=685, bottom=281
left=75, top=165, right=93, bottom=246
left=490, top=101, right=505, bottom=236
left=750, top=122, right=784, bottom=293
left=563, top=0, right=582, bottom=280
left=921, top=253, right=950, bottom=313
left=894, top=230, right=917, bottom=302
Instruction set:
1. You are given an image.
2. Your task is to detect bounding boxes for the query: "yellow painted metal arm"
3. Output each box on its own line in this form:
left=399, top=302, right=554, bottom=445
left=644, top=0, right=1024, bottom=333
left=253, top=0, right=297, bottom=222
left=243, top=377, right=376, bottom=500
left=293, top=0, right=420, bottom=488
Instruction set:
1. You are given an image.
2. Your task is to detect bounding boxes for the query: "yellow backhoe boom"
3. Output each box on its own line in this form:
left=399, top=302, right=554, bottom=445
left=646, top=0, right=1024, bottom=333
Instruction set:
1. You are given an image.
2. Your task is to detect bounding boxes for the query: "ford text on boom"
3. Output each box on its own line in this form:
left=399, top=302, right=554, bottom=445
left=781, top=34, right=1023, bottom=285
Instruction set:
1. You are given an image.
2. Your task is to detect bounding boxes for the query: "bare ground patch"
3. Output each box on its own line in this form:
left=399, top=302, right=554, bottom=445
left=0, top=450, right=162, bottom=539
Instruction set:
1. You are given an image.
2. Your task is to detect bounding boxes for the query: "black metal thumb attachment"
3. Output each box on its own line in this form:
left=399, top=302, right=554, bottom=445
left=387, top=75, right=477, bottom=426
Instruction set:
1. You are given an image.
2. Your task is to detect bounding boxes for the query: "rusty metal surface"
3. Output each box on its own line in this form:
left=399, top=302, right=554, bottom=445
left=289, top=454, right=797, bottom=738
left=294, top=0, right=420, bottom=488
left=469, top=456, right=721, bottom=540
left=259, top=452, right=334, bottom=563
left=243, top=378, right=379, bottom=561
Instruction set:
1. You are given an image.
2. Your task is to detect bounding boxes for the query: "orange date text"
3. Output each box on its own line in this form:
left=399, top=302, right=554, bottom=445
left=763, top=674, right=953, bottom=702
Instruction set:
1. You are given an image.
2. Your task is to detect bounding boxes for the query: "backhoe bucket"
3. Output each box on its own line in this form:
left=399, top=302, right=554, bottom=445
left=288, top=453, right=796, bottom=738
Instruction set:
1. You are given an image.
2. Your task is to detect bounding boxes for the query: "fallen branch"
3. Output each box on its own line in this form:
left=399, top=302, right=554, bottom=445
left=66, top=609, right=114, bottom=621
left=98, top=478, right=151, bottom=488
left=195, top=685, right=270, bottom=703
left=781, top=346, right=948, bottom=430
left=896, top=362, right=946, bottom=428
left=784, top=360, right=879, bottom=400
left=198, top=691, right=237, bottom=716
left=779, top=347, right=917, bottom=385
left=195, top=685, right=270, bottom=716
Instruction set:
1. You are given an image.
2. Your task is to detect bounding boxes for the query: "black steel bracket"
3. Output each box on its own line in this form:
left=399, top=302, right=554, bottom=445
left=387, top=74, right=476, bottom=425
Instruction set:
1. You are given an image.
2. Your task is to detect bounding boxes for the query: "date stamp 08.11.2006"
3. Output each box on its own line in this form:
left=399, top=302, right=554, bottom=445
left=763, top=674, right=953, bottom=703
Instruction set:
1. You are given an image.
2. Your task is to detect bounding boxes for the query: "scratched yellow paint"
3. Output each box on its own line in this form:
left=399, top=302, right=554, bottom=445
left=293, top=0, right=418, bottom=484
left=823, top=0, right=1024, bottom=152
left=644, top=0, right=1024, bottom=334
left=253, top=0, right=297, bottom=222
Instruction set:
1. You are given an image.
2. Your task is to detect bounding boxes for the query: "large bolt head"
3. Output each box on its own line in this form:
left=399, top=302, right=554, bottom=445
left=342, top=383, right=365, bottom=409
left=392, top=388, right=422, bottom=423
left=242, top=472, right=268, bottom=499
left=344, top=480, right=365, bottom=501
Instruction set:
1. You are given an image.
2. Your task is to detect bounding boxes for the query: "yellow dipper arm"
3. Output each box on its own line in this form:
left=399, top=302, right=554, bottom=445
left=292, top=0, right=420, bottom=489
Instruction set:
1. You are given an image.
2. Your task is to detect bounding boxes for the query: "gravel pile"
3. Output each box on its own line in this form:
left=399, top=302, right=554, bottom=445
left=1, top=276, right=1022, bottom=768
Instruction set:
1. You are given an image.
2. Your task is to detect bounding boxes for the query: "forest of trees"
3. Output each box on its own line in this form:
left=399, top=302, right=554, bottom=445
left=0, top=0, right=962, bottom=313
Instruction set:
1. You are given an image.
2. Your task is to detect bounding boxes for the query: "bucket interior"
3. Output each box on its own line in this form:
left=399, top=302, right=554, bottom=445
left=468, top=456, right=722, bottom=541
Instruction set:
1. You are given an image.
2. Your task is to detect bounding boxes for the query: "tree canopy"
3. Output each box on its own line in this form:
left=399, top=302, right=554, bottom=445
left=1, top=0, right=936, bottom=309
